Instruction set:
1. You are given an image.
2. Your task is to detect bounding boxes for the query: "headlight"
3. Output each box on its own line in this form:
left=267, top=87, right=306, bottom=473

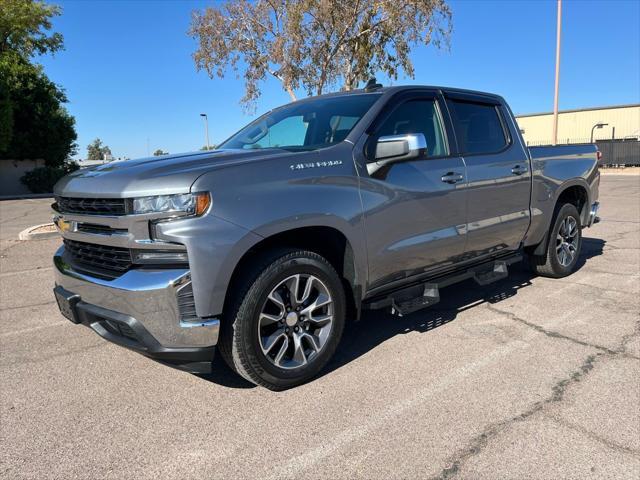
left=132, top=192, right=210, bottom=216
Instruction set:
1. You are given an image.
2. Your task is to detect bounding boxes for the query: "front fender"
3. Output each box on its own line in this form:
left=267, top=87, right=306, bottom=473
left=187, top=143, right=367, bottom=314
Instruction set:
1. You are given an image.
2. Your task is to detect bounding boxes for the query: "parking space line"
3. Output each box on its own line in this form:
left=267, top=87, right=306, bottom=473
left=0, top=321, right=68, bottom=338
left=0, top=267, right=54, bottom=278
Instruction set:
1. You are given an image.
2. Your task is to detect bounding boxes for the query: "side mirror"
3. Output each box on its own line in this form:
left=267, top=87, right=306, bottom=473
left=367, top=133, right=427, bottom=175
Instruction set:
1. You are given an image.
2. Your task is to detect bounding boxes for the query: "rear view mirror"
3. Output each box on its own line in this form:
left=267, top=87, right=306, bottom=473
left=368, top=133, right=427, bottom=175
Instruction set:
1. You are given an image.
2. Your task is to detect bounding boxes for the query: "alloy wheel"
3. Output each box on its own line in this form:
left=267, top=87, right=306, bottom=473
left=556, top=216, right=579, bottom=267
left=257, top=274, right=333, bottom=370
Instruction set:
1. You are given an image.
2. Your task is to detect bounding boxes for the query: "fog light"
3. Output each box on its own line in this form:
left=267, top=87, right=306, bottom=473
left=131, top=250, right=189, bottom=265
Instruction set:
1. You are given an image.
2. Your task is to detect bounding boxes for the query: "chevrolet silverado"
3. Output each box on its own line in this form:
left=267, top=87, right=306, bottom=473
left=52, top=84, right=600, bottom=390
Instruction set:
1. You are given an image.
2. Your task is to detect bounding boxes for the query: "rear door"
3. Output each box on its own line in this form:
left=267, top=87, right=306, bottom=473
left=445, top=93, right=531, bottom=258
left=357, top=91, right=468, bottom=290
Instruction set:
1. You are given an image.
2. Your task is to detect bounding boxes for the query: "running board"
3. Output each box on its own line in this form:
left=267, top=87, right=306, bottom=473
left=364, top=253, right=522, bottom=316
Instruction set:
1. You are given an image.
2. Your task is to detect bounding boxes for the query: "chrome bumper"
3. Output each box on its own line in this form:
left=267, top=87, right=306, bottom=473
left=53, top=246, right=219, bottom=348
left=587, top=201, right=600, bottom=227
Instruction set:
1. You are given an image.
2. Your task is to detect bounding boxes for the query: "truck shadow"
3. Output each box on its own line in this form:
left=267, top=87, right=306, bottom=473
left=199, top=237, right=605, bottom=389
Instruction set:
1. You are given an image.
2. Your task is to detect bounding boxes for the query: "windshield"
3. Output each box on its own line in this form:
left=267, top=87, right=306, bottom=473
left=219, top=93, right=381, bottom=151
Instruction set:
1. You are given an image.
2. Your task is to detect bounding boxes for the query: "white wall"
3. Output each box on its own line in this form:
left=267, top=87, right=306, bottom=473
left=0, top=159, right=46, bottom=196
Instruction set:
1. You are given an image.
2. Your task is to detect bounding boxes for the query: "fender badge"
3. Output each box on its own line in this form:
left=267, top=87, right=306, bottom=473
left=290, top=160, right=343, bottom=171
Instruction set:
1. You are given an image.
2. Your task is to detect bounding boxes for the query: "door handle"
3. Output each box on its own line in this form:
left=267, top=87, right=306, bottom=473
left=441, top=172, right=464, bottom=184
left=511, top=165, right=528, bottom=175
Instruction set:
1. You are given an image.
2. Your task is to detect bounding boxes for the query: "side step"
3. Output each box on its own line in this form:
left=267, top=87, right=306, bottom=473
left=364, top=253, right=522, bottom=316
left=473, top=260, right=509, bottom=286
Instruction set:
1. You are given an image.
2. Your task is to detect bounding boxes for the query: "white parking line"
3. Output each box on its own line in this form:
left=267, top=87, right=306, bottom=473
left=270, top=340, right=530, bottom=480
left=0, top=266, right=53, bottom=278
left=0, top=321, right=68, bottom=338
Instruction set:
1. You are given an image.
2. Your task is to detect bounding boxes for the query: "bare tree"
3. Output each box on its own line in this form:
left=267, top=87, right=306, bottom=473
left=189, top=0, right=451, bottom=109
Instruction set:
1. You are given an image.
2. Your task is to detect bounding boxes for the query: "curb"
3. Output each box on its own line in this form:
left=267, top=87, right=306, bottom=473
left=0, top=193, right=54, bottom=201
left=18, top=223, right=58, bottom=241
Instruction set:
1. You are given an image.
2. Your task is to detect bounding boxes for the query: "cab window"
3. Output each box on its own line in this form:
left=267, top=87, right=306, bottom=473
left=374, top=99, right=447, bottom=158
left=448, top=100, right=509, bottom=155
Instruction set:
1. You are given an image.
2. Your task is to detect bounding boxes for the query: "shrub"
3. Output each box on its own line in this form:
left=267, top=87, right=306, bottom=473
left=20, top=161, right=79, bottom=194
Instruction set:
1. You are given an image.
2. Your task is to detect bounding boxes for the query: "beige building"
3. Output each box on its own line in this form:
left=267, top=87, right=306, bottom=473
left=516, top=104, right=640, bottom=146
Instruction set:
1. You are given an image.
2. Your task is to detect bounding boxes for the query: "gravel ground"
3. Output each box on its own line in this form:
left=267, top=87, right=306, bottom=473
left=1, top=175, right=638, bottom=479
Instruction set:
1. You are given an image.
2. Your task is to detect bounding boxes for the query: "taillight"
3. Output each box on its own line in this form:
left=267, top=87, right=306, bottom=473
left=596, top=150, right=602, bottom=161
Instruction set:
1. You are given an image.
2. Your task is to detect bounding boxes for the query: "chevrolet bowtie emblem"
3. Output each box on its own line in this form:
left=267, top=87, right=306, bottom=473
left=54, top=217, right=73, bottom=233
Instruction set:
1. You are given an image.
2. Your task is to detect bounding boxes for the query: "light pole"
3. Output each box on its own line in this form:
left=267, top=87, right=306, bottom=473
left=552, top=0, right=562, bottom=145
left=590, top=123, right=608, bottom=143
left=200, top=113, right=210, bottom=150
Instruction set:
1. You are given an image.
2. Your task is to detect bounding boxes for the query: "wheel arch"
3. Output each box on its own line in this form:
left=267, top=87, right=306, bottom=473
left=222, top=226, right=362, bottom=323
left=529, top=181, right=590, bottom=256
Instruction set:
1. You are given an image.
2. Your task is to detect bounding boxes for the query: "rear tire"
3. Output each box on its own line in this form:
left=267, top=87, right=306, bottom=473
left=529, top=203, right=582, bottom=278
left=219, top=249, right=346, bottom=390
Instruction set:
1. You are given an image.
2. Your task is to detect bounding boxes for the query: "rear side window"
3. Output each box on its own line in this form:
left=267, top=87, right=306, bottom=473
left=449, top=100, right=508, bottom=155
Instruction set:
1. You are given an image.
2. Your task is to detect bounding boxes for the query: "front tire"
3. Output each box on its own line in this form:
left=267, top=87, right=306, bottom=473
left=529, top=203, right=582, bottom=278
left=219, top=249, right=346, bottom=390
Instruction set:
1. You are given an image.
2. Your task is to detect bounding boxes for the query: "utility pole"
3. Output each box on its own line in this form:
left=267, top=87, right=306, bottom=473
left=200, top=113, right=210, bottom=150
left=552, top=0, right=562, bottom=145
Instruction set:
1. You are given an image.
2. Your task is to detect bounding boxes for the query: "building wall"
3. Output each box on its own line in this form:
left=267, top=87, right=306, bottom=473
left=0, top=159, right=46, bottom=196
left=516, top=104, right=640, bottom=145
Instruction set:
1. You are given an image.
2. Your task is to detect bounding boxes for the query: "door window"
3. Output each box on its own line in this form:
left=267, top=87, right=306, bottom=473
left=448, top=100, right=509, bottom=155
left=374, top=99, right=448, bottom=158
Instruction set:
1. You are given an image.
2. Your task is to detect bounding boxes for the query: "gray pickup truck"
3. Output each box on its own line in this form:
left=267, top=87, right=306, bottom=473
left=52, top=84, right=600, bottom=390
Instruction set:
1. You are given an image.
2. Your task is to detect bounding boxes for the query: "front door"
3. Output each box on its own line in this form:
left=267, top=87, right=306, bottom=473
left=357, top=93, right=468, bottom=291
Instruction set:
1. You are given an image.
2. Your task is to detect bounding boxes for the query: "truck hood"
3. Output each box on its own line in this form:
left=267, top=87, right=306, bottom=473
left=54, top=149, right=288, bottom=198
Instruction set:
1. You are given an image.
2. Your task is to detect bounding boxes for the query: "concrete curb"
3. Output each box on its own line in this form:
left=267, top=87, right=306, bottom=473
left=18, top=223, right=58, bottom=241
left=600, top=169, right=640, bottom=175
left=0, top=193, right=54, bottom=201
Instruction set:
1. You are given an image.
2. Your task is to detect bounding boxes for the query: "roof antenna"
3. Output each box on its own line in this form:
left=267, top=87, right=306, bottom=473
left=363, top=77, right=382, bottom=92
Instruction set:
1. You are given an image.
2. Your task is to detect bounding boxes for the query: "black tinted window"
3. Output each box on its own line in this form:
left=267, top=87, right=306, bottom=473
left=449, top=100, right=508, bottom=154
left=375, top=99, right=447, bottom=157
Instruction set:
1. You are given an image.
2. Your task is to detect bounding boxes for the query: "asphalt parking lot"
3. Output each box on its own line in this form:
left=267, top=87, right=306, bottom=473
left=1, top=174, right=639, bottom=479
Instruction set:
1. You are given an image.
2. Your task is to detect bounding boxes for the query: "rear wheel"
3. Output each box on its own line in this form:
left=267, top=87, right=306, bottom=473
left=529, top=203, right=582, bottom=278
left=219, top=249, right=346, bottom=390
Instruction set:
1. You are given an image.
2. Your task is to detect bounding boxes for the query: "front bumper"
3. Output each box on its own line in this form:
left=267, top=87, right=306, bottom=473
left=587, top=201, right=600, bottom=227
left=53, top=246, right=219, bottom=373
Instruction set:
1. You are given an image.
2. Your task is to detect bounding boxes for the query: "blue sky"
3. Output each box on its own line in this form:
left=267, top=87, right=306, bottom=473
left=38, top=0, right=640, bottom=160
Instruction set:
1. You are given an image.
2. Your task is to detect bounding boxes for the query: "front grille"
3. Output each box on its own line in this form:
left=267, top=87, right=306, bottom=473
left=177, top=282, right=199, bottom=323
left=56, top=196, right=127, bottom=216
left=76, top=223, right=127, bottom=236
left=63, top=239, right=132, bottom=276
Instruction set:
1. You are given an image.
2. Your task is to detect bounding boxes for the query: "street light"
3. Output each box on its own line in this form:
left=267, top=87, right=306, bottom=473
left=200, top=113, right=210, bottom=150
left=552, top=0, right=562, bottom=145
left=590, top=122, right=608, bottom=143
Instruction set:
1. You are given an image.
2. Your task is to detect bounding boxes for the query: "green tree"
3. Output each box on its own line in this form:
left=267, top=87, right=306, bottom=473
left=153, top=149, right=168, bottom=156
left=87, top=138, right=112, bottom=161
left=0, top=0, right=64, bottom=57
left=0, top=0, right=77, bottom=169
left=189, top=0, right=451, bottom=109
left=0, top=52, right=77, bottom=164
left=0, top=73, right=13, bottom=152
